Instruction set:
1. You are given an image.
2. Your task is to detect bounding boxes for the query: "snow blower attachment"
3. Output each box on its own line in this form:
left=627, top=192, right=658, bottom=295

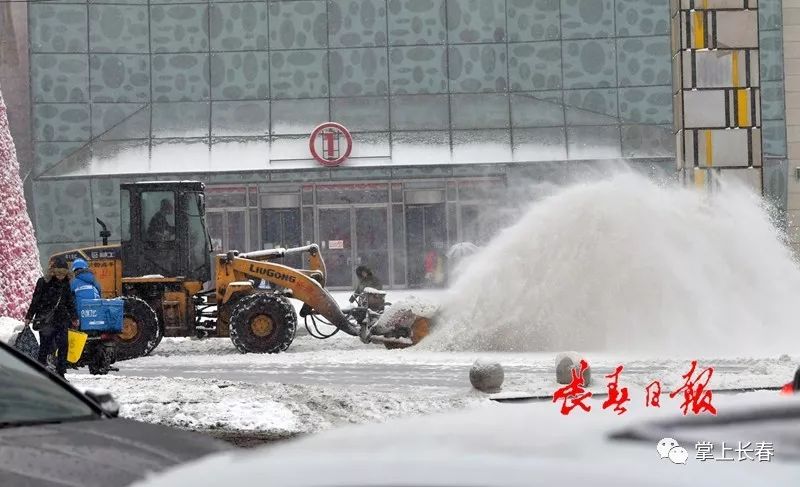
left=46, top=181, right=434, bottom=359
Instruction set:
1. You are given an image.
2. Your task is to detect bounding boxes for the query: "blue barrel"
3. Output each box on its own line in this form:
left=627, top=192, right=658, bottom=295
left=79, top=299, right=124, bottom=333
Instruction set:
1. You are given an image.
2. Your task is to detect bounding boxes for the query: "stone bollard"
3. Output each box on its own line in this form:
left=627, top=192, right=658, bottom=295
left=555, top=351, right=591, bottom=386
left=470, top=359, right=504, bottom=393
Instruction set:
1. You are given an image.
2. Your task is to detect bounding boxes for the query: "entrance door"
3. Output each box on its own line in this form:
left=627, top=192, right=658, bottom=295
left=262, top=208, right=302, bottom=268
left=406, top=204, right=446, bottom=288
left=318, top=206, right=389, bottom=289
left=318, top=208, right=353, bottom=287
left=206, top=209, right=248, bottom=253
left=355, top=207, right=389, bottom=288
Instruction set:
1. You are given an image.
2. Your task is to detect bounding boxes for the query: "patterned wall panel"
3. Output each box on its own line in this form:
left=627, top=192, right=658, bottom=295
left=562, top=39, right=616, bottom=89
left=447, top=43, right=507, bottom=93
left=210, top=2, right=269, bottom=51
left=270, top=50, right=329, bottom=98
left=32, top=179, right=96, bottom=243
left=560, top=0, right=614, bottom=39
left=508, top=41, right=562, bottom=91
left=329, top=47, right=389, bottom=96
left=30, top=3, right=88, bottom=54
left=89, top=5, right=150, bottom=54
left=617, top=36, right=670, bottom=87
left=31, top=54, right=90, bottom=103
left=387, top=0, right=447, bottom=45
left=506, top=0, right=560, bottom=42
left=91, top=103, right=150, bottom=140
left=446, top=0, right=506, bottom=43
left=150, top=3, right=209, bottom=53
left=91, top=177, right=122, bottom=240
left=33, top=103, right=91, bottom=142
left=151, top=53, right=210, bottom=102
left=564, top=88, right=618, bottom=125
left=619, top=86, right=672, bottom=124
left=269, top=1, right=328, bottom=50
left=89, top=54, right=150, bottom=103
left=329, top=0, right=388, bottom=48
left=389, top=45, right=447, bottom=94
left=615, top=0, right=669, bottom=36
left=34, top=142, right=87, bottom=177
left=210, top=51, right=270, bottom=100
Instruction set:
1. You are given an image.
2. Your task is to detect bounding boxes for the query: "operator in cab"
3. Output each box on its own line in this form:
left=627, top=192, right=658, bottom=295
left=349, top=265, right=382, bottom=303
left=147, top=198, right=176, bottom=241
left=70, top=258, right=101, bottom=308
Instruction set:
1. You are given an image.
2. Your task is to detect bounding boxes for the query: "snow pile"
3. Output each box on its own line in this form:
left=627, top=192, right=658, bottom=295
left=70, top=375, right=486, bottom=437
left=370, top=294, right=440, bottom=336
left=0, top=316, right=25, bottom=343
left=0, top=91, right=41, bottom=320
left=423, top=171, right=800, bottom=356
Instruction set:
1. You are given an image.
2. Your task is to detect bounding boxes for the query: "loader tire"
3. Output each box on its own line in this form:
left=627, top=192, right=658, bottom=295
left=229, top=293, right=296, bottom=354
left=116, top=297, right=160, bottom=361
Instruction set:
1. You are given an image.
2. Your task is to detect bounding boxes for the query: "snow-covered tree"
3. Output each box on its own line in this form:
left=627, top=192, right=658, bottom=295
left=0, top=87, right=41, bottom=319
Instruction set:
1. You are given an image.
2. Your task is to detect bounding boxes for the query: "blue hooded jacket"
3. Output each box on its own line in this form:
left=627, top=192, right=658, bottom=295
left=71, top=268, right=102, bottom=309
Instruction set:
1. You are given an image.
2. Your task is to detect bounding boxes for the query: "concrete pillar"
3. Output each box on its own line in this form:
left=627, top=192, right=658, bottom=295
left=672, top=0, right=763, bottom=193
left=783, top=2, right=800, bottom=253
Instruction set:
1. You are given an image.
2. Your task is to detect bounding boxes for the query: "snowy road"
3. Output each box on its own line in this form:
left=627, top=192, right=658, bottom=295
left=64, top=333, right=797, bottom=439
left=74, top=336, right=797, bottom=394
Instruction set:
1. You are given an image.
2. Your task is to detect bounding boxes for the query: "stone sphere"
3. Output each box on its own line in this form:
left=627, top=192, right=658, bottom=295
left=469, top=359, right=504, bottom=392
left=555, top=351, right=591, bottom=386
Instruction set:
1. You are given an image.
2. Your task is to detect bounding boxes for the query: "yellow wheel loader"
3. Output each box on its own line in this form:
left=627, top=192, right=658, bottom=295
left=48, top=181, right=430, bottom=360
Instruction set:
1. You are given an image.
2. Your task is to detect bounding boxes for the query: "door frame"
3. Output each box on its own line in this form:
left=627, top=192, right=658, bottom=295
left=315, top=204, right=392, bottom=290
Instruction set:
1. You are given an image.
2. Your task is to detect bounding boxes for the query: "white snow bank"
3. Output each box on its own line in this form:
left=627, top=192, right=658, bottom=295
left=0, top=316, right=26, bottom=343
left=69, top=375, right=487, bottom=435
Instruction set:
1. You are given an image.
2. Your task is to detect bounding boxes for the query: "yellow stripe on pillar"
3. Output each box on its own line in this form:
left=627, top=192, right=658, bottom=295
left=731, top=51, right=740, bottom=88
left=693, top=11, right=705, bottom=49
left=705, top=130, right=713, bottom=167
left=695, top=168, right=706, bottom=190
left=737, top=89, right=750, bottom=127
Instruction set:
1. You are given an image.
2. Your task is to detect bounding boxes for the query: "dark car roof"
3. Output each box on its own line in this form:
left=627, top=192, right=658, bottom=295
left=0, top=342, right=230, bottom=487
left=0, top=418, right=230, bottom=487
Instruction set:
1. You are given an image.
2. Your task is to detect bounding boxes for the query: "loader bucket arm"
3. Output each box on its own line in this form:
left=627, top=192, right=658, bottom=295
left=227, top=256, right=359, bottom=336
left=240, top=244, right=327, bottom=285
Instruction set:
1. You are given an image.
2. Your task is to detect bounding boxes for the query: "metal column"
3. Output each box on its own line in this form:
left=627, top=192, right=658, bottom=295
left=672, top=0, right=763, bottom=192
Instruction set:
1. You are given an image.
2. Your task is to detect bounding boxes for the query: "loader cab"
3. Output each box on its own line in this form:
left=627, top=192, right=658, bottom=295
left=120, top=181, right=212, bottom=282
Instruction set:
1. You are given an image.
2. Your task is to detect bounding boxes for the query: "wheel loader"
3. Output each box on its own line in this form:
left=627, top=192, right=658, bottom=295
left=48, top=181, right=431, bottom=360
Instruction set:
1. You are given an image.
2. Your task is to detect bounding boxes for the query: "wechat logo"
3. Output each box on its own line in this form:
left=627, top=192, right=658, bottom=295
left=657, top=437, right=688, bottom=464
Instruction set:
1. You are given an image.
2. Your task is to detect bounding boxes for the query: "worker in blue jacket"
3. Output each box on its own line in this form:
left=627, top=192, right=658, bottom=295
left=70, top=258, right=101, bottom=309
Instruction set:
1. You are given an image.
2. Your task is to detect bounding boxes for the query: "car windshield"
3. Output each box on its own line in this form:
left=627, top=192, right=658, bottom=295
left=0, top=345, right=96, bottom=427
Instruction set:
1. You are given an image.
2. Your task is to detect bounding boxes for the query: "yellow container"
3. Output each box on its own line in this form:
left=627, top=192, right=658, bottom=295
left=67, top=330, right=88, bottom=363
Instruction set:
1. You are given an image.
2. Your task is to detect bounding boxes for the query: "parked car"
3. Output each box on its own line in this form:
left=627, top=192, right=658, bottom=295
left=0, top=341, right=230, bottom=487
left=133, top=392, right=800, bottom=486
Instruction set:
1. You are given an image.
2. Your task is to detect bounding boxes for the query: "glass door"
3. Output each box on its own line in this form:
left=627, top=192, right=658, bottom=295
left=406, top=204, right=446, bottom=288
left=262, top=208, right=302, bottom=269
left=206, top=209, right=248, bottom=253
left=355, top=207, right=389, bottom=288
left=318, top=207, right=353, bottom=287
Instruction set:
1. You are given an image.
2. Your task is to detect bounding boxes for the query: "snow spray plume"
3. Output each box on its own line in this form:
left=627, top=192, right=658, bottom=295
left=0, top=89, right=41, bottom=319
left=421, top=167, right=800, bottom=356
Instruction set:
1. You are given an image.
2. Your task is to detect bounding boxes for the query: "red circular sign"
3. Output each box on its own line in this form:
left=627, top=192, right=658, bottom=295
left=309, top=122, right=353, bottom=167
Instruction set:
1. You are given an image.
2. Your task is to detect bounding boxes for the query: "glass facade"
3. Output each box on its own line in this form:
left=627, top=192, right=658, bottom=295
left=27, top=0, right=718, bottom=178
left=22, top=0, right=789, bottom=285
